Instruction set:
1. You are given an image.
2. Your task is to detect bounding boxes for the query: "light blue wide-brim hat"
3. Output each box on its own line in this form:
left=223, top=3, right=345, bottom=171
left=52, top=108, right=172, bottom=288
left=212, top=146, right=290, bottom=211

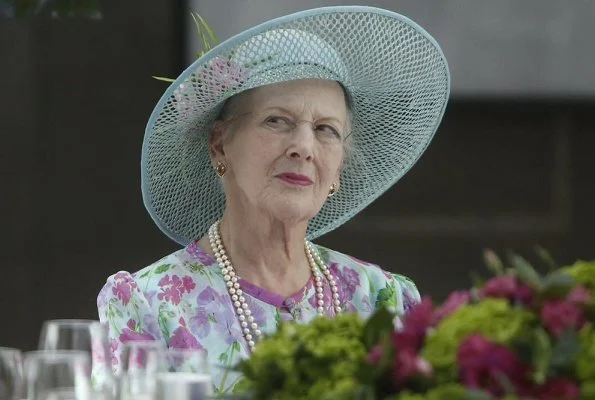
left=142, top=6, right=450, bottom=245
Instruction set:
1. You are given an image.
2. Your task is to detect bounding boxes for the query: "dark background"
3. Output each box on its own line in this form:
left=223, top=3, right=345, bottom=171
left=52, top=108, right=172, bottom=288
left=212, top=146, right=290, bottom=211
left=1, top=1, right=594, bottom=350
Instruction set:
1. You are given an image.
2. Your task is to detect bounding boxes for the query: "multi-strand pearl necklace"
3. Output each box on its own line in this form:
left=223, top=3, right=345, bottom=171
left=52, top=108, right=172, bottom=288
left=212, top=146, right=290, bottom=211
left=208, top=221, right=342, bottom=352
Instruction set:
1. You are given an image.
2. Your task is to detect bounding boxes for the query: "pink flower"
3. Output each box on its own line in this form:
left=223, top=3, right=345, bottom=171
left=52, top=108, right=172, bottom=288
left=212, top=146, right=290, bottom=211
left=568, top=285, right=591, bottom=305
left=182, top=276, right=196, bottom=293
left=480, top=275, right=534, bottom=305
left=119, top=320, right=155, bottom=343
left=531, top=377, right=581, bottom=400
left=392, top=297, right=433, bottom=352
left=457, top=334, right=529, bottom=397
left=110, top=339, right=120, bottom=367
left=540, top=300, right=586, bottom=337
left=169, top=326, right=203, bottom=350
left=112, top=273, right=137, bottom=305
left=392, top=349, right=432, bottom=384
left=157, top=275, right=195, bottom=305
left=196, top=56, right=248, bottom=96
left=433, top=291, right=470, bottom=323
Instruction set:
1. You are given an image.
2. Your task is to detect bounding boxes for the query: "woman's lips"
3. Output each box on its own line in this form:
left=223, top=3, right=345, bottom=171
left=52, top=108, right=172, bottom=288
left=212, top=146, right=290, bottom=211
left=275, top=173, right=313, bottom=186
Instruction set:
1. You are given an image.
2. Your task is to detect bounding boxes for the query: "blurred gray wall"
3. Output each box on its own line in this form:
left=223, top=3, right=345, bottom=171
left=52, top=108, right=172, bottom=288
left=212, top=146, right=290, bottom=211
left=188, top=0, right=595, bottom=97
left=1, top=1, right=594, bottom=350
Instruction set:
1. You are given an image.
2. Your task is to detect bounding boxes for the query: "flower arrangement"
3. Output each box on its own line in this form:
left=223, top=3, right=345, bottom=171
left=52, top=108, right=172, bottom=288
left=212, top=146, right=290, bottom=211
left=231, top=250, right=595, bottom=400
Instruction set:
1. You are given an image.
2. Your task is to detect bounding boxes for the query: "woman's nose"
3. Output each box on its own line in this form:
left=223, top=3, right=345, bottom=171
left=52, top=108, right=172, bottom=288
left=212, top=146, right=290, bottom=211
left=286, top=123, right=315, bottom=161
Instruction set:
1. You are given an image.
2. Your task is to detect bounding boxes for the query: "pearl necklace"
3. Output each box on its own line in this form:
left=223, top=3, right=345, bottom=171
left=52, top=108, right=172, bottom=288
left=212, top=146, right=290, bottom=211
left=207, top=221, right=342, bottom=352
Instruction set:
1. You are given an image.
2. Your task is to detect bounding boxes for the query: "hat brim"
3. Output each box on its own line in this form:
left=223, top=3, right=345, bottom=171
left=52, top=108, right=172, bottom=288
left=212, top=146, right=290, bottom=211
left=142, top=6, right=450, bottom=245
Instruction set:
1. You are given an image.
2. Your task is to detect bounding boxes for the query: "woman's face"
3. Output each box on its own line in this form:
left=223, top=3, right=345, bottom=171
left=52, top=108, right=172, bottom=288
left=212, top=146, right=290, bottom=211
left=211, top=79, right=349, bottom=225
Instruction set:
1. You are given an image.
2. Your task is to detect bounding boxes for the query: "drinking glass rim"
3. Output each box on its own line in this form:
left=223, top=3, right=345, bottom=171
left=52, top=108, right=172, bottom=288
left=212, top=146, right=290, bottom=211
left=0, top=346, right=22, bottom=355
left=41, top=319, right=103, bottom=327
left=24, top=350, right=91, bottom=363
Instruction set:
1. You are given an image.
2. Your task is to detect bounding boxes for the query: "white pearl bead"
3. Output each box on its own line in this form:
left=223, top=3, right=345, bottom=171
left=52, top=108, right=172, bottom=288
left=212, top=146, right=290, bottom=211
left=248, top=340, right=255, bottom=347
left=243, top=328, right=250, bottom=335
left=251, top=323, right=258, bottom=330
left=254, top=329, right=262, bottom=336
left=239, top=315, right=245, bottom=322
left=232, top=295, right=238, bottom=301
left=241, top=303, right=248, bottom=309
left=236, top=308, right=244, bottom=315
left=317, top=293, right=324, bottom=300
left=234, top=301, right=241, bottom=308
left=246, top=334, right=253, bottom=341
left=331, top=286, right=338, bottom=293
left=245, top=310, right=251, bottom=316
left=224, top=275, right=231, bottom=281
left=229, top=288, right=236, bottom=295
left=317, top=306, right=324, bottom=314
left=226, top=281, right=233, bottom=288
left=248, top=316, right=255, bottom=323
left=236, top=289, right=243, bottom=296
left=334, top=299, right=340, bottom=306
left=335, top=306, right=342, bottom=313
left=241, top=321, right=248, bottom=328
left=333, top=293, right=340, bottom=299
left=316, top=287, right=323, bottom=293
left=317, top=300, right=324, bottom=306
left=239, top=296, right=245, bottom=303
left=233, top=283, right=240, bottom=289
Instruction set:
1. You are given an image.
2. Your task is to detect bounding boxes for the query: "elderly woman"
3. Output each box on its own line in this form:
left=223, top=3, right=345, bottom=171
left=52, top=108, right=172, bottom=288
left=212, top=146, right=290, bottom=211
left=97, top=5, right=449, bottom=394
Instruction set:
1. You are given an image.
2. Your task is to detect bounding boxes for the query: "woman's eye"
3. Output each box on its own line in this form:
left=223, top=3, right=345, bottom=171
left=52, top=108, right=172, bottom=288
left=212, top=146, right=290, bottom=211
left=265, top=116, right=289, bottom=125
left=316, top=124, right=341, bottom=138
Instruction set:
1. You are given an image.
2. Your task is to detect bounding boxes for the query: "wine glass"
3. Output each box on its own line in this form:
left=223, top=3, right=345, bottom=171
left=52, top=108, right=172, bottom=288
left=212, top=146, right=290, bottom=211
left=38, top=319, right=115, bottom=399
left=0, top=347, right=24, bottom=400
left=118, top=341, right=165, bottom=400
left=155, top=349, right=212, bottom=400
left=24, top=350, right=92, bottom=400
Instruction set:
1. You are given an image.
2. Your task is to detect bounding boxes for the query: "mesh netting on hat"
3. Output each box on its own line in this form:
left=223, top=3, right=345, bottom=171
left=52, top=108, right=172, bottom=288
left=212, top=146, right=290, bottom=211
left=142, top=6, right=450, bottom=245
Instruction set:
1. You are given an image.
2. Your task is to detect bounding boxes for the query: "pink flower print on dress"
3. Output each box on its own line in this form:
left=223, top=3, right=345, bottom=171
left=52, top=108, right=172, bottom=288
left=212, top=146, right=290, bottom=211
left=119, top=320, right=155, bottom=343
left=169, top=318, right=204, bottom=350
left=112, top=272, right=138, bottom=306
left=110, top=339, right=119, bottom=367
left=157, top=274, right=196, bottom=305
left=186, top=241, right=216, bottom=265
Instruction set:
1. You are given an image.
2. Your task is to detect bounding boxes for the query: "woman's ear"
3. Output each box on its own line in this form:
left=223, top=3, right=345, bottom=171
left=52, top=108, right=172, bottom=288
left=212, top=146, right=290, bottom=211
left=209, top=121, right=226, bottom=159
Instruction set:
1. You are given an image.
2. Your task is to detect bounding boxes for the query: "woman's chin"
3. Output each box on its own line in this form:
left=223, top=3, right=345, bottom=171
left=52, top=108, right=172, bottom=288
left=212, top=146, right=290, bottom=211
left=264, top=198, right=321, bottom=225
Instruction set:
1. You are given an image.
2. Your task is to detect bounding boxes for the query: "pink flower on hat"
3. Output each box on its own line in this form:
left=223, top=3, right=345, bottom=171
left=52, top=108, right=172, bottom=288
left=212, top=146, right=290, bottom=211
left=172, top=56, right=248, bottom=120
left=197, top=56, right=249, bottom=97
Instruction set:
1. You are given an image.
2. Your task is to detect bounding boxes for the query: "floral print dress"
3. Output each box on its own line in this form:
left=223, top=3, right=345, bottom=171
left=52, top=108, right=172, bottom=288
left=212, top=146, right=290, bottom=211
left=97, top=241, right=420, bottom=396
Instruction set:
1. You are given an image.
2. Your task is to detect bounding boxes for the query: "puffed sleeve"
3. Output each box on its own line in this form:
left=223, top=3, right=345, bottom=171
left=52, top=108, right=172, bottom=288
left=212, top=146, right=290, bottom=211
left=391, top=273, right=422, bottom=314
left=96, top=271, right=164, bottom=374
